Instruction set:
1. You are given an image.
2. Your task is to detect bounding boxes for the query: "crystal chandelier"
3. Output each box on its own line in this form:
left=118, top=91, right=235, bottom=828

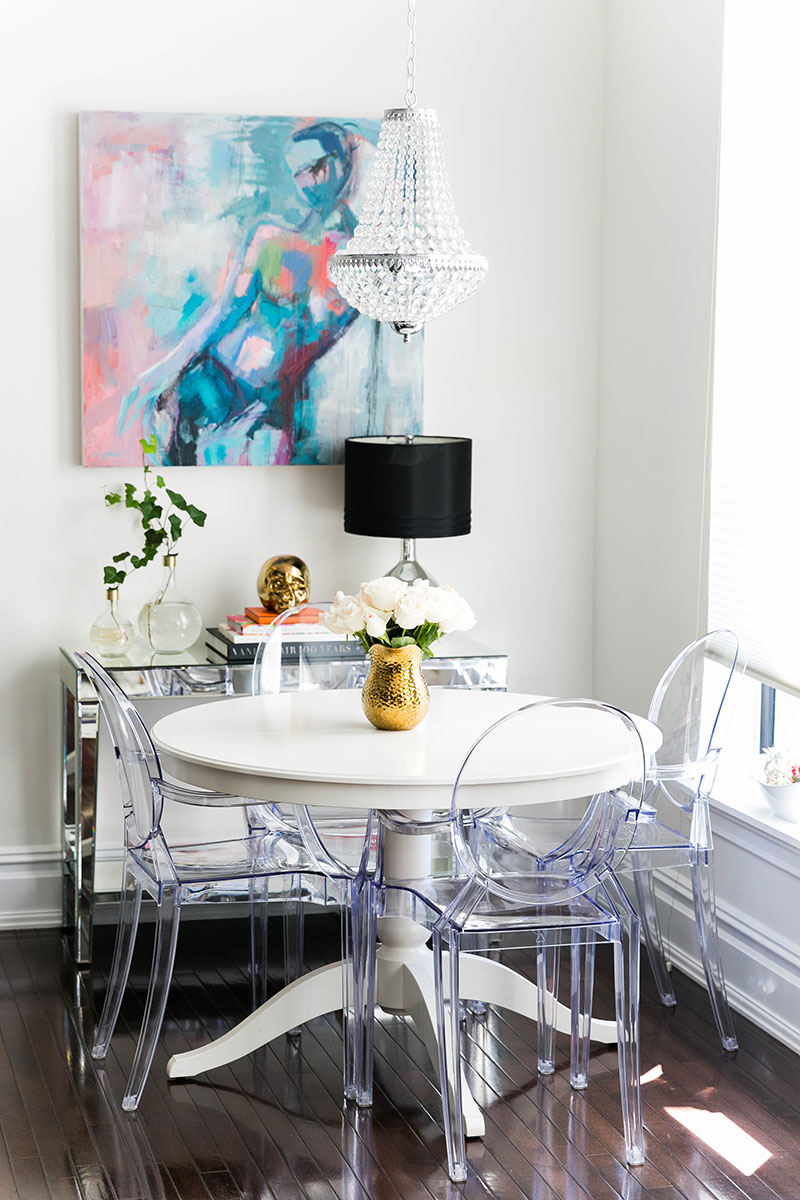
left=328, top=0, right=488, bottom=341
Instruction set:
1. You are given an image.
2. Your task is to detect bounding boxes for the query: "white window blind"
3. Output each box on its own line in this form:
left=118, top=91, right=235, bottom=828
left=708, top=0, right=800, bottom=694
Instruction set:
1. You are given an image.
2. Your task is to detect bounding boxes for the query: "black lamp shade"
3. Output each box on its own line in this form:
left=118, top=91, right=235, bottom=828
left=344, top=436, right=472, bottom=538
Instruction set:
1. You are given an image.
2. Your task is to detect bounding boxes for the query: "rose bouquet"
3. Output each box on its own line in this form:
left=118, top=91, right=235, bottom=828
left=323, top=577, right=476, bottom=657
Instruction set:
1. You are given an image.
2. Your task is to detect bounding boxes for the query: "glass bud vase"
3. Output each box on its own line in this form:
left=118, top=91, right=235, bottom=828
left=139, top=553, right=202, bottom=653
left=89, top=587, right=135, bottom=659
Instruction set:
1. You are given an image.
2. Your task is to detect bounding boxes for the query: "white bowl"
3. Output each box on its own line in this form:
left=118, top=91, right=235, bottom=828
left=758, top=781, right=800, bottom=823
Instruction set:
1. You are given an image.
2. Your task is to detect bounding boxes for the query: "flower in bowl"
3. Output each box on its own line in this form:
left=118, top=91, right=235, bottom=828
left=757, top=747, right=800, bottom=822
left=323, top=578, right=476, bottom=656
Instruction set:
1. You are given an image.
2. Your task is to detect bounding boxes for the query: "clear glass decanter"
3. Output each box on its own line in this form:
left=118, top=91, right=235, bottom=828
left=89, top=587, right=135, bottom=658
left=138, top=553, right=202, bottom=652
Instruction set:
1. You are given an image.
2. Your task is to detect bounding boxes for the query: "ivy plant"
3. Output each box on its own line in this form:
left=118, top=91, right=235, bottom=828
left=102, top=437, right=207, bottom=586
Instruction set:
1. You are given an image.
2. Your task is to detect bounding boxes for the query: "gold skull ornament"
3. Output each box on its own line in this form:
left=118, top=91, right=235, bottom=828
left=256, top=555, right=310, bottom=613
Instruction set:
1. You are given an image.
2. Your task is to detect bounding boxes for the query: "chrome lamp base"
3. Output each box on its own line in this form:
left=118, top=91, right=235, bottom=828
left=385, top=539, right=437, bottom=586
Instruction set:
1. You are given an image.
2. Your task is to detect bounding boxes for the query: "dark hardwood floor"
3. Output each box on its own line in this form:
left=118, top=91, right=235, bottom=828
left=0, top=915, right=798, bottom=1200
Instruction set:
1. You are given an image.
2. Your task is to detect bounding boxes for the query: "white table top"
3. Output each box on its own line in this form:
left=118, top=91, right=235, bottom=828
left=152, top=689, right=661, bottom=810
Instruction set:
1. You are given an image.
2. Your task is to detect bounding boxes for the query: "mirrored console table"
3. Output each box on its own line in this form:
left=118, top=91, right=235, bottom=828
left=60, top=637, right=507, bottom=964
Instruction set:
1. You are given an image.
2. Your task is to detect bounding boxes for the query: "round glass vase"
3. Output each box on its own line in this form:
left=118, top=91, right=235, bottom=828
left=139, top=553, right=202, bottom=653
left=89, top=586, right=135, bottom=659
left=361, top=643, right=430, bottom=731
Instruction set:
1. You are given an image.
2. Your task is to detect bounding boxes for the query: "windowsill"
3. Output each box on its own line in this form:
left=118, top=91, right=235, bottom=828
left=710, top=765, right=800, bottom=851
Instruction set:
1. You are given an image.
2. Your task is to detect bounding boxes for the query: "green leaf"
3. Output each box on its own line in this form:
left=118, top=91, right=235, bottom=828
left=186, top=503, right=206, bottom=527
left=168, top=513, right=183, bottom=544
left=156, top=475, right=165, bottom=489
left=165, top=488, right=188, bottom=512
left=138, top=491, right=162, bottom=524
left=389, top=635, right=417, bottom=648
left=103, top=565, right=126, bottom=585
left=104, top=491, right=122, bottom=506
left=111, top=551, right=130, bottom=563
left=139, top=435, right=157, bottom=456
left=123, top=482, right=141, bottom=510
left=165, top=491, right=206, bottom=526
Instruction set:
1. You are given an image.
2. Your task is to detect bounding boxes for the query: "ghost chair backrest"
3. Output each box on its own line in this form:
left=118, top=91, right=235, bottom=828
left=448, top=697, right=648, bottom=915
left=647, top=629, right=743, bottom=801
left=251, top=601, right=366, bottom=696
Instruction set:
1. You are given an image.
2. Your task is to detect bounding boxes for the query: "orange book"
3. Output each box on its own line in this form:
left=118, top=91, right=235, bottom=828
left=243, top=605, right=321, bottom=625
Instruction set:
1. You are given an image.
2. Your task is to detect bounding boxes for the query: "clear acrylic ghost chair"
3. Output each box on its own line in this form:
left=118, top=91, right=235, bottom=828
left=618, top=628, right=744, bottom=1050
left=247, top=602, right=369, bottom=1007
left=348, top=699, right=648, bottom=1182
left=76, top=652, right=348, bottom=1111
left=483, top=631, right=744, bottom=1053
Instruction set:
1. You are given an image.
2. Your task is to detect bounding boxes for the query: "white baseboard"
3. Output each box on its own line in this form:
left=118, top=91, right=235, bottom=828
left=651, top=853, right=800, bottom=1055
left=0, top=845, right=62, bottom=929
left=0, top=845, right=321, bottom=931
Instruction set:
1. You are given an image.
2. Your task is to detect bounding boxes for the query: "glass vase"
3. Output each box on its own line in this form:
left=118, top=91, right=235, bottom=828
left=139, top=554, right=202, bottom=653
left=89, top=587, right=135, bottom=659
left=361, top=643, right=430, bottom=731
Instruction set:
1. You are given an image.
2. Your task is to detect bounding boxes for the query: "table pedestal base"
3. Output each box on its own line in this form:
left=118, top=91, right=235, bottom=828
left=166, top=923, right=618, bottom=1135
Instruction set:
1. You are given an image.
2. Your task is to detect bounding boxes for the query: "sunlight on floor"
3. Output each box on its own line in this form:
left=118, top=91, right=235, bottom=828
left=665, top=1107, right=772, bottom=1176
left=640, top=1064, right=663, bottom=1084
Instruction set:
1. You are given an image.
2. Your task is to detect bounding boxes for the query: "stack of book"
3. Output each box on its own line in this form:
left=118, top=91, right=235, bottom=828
left=206, top=605, right=366, bottom=665
left=227, top=606, right=319, bottom=634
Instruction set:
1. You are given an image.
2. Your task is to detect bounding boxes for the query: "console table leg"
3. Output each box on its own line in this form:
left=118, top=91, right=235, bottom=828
left=61, top=682, right=77, bottom=946
left=62, top=679, right=99, bottom=965
left=75, top=685, right=99, bottom=965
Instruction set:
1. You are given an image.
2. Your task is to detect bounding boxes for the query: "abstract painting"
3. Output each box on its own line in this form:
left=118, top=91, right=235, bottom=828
left=80, top=111, right=423, bottom=467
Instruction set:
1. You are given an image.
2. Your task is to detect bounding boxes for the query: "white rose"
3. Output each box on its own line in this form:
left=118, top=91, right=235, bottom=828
left=443, top=592, right=477, bottom=633
left=424, top=586, right=460, bottom=629
left=365, top=612, right=388, bottom=639
left=322, top=608, right=344, bottom=634
left=323, top=593, right=366, bottom=635
left=394, top=587, right=430, bottom=630
left=360, top=576, right=407, bottom=615
left=322, top=594, right=346, bottom=633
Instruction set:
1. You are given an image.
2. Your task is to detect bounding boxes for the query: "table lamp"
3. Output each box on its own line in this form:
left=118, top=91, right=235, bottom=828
left=344, top=435, right=472, bottom=584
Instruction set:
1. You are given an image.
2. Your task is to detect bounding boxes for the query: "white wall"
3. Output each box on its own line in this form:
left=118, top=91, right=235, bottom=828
left=0, top=0, right=605, bottom=922
left=594, top=0, right=725, bottom=715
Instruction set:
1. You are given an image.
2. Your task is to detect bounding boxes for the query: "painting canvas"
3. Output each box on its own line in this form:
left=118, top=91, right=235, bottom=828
left=80, top=111, right=423, bottom=467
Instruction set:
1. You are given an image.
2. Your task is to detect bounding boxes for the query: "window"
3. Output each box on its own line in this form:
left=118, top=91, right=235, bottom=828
left=708, top=2, right=800, bottom=740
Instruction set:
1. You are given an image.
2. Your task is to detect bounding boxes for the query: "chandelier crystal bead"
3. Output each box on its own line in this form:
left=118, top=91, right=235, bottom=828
left=328, top=104, right=488, bottom=340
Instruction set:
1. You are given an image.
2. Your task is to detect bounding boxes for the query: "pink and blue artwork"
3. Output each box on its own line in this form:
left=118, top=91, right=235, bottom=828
left=80, top=111, right=423, bottom=467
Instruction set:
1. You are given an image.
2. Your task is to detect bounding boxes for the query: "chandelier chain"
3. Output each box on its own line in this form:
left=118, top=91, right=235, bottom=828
left=405, top=0, right=417, bottom=109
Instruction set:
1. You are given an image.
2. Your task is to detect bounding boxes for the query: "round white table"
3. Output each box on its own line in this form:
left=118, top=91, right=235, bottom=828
left=153, top=689, right=661, bottom=1136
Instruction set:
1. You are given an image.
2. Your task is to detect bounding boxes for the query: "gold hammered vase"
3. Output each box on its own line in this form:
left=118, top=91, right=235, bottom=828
left=362, top=643, right=430, bottom=731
